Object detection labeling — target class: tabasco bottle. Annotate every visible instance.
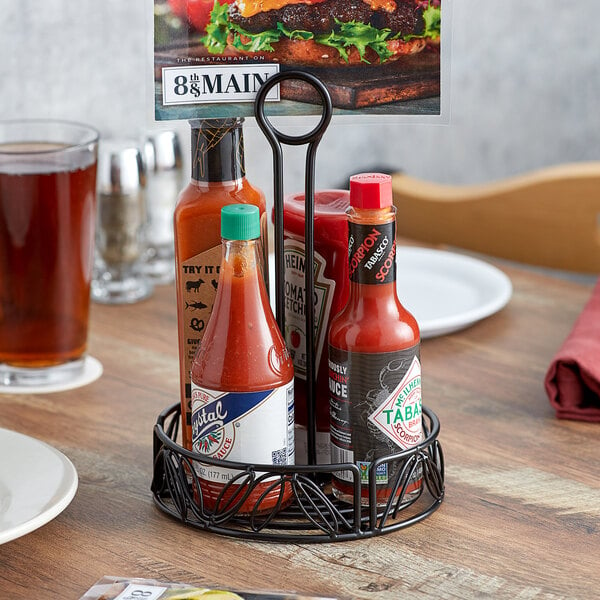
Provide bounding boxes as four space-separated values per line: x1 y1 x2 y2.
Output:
328 173 423 507
174 118 268 450
190 205 294 514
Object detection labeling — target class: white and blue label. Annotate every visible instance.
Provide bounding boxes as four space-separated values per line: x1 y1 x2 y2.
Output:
191 381 294 483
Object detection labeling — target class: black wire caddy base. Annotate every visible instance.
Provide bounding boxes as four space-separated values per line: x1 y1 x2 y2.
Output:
151 71 445 542
152 403 444 542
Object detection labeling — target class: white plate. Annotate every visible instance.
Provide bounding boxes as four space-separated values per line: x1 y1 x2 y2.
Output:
0 428 78 544
270 247 512 339
397 247 512 338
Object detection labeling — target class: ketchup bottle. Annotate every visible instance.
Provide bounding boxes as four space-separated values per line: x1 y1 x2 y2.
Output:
282 190 350 464
174 118 268 450
328 173 422 506
190 205 294 514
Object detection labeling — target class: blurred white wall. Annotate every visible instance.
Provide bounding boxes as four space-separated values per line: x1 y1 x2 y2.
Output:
1 0 599 202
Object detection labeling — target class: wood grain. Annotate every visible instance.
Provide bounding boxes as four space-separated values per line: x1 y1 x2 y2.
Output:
0 259 599 599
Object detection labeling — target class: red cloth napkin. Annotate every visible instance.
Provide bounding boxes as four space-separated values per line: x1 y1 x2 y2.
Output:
545 278 600 422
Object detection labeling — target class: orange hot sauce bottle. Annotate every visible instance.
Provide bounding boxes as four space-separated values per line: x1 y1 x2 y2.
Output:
190 205 294 514
328 173 423 506
174 118 267 450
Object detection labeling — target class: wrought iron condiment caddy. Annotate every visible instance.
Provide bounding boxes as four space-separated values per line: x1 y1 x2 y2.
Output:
152 72 445 542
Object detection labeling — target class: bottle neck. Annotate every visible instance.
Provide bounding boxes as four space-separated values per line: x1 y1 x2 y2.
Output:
222 238 261 275
210 238 270 335
219 238 269 300
190 120 245 183
347 206 397 299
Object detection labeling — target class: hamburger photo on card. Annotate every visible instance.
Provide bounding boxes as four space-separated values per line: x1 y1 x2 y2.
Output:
154 0 442 119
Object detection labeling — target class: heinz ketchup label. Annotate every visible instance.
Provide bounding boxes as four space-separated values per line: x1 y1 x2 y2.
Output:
283 238 335 381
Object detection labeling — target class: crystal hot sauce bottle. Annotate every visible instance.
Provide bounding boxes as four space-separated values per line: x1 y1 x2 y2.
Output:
174 118 267 450
190 205 294 514
328 173 422 506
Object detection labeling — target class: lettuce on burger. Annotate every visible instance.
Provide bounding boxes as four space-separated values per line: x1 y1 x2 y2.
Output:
202 0 441 65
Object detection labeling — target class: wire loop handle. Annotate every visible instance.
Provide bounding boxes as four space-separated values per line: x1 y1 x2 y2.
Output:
255 71 333 465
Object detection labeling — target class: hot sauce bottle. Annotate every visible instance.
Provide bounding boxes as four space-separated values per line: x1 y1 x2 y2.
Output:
328 173 422 506
282 190 350 464
190 205 294 514
174 118 267 450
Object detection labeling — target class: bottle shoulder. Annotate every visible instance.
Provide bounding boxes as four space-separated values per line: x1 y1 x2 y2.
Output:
175 180 265 218
329 291 420 352
191 260 292 391
175 180 265 221
192 338 293 391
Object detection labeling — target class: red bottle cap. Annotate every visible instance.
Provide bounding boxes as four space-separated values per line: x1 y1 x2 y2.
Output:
349 173 393 209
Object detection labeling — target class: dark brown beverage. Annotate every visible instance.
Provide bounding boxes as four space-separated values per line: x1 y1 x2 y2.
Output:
0 142 97 368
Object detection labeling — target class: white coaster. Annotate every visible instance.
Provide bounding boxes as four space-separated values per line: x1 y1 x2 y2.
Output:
0 356 103 395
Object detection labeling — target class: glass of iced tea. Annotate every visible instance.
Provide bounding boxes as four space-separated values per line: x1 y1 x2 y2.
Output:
0 119 99 387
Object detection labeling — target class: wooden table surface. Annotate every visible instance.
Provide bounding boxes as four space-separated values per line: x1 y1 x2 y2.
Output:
1 255 599 599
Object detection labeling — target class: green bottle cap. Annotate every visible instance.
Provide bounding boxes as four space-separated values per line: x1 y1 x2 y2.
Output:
221 204 260 240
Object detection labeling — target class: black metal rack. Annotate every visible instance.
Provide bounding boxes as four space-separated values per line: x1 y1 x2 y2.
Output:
152 402 443 542
151 71 445 542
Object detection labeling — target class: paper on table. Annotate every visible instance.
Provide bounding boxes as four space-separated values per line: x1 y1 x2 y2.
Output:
79 576 339 600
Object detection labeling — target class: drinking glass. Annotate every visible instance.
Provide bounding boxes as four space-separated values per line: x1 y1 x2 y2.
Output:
141 129 183 285
0 119 99 387
91 140 153 304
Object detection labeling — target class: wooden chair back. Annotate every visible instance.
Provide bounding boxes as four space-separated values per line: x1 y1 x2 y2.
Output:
391 162 600 273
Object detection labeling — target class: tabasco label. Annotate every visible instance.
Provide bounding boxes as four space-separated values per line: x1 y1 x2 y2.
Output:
368 356 422 449
348 221 396 285
329 345 422 485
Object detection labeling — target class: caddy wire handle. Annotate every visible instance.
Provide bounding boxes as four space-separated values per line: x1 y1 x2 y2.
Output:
254 71 333 466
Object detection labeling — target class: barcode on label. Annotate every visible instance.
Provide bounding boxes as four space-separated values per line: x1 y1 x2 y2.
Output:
330 445 353 464
272 447 287 465
330 445 354 483
113 583 167 600
331 444 354 482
